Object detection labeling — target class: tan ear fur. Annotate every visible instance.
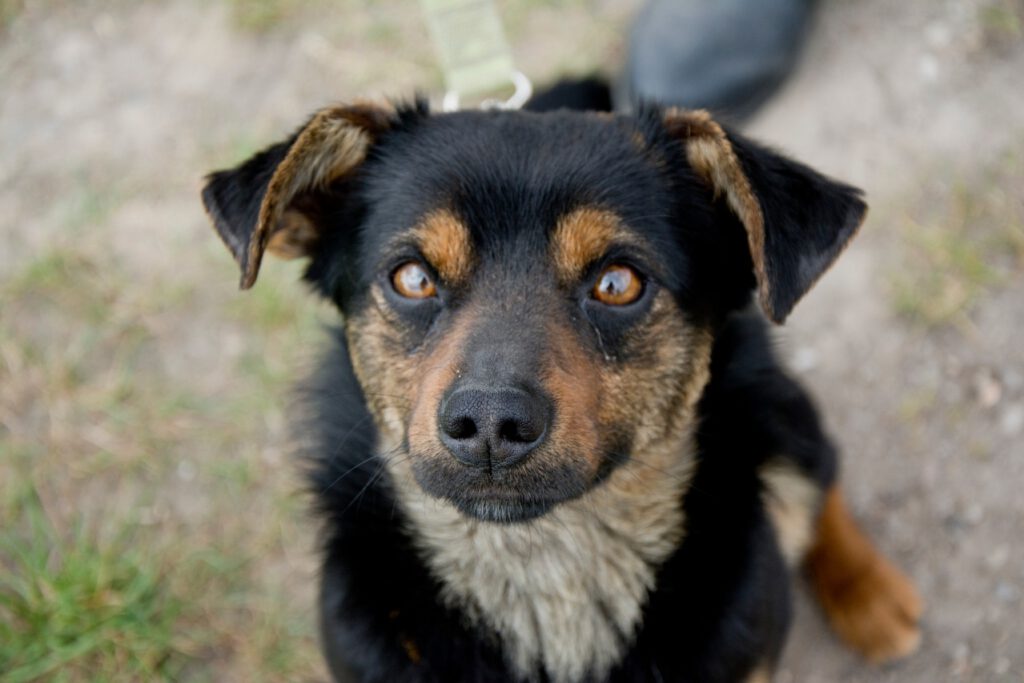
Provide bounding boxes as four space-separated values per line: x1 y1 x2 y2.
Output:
242 103 391 289
266 210 320 260
662 108 772 318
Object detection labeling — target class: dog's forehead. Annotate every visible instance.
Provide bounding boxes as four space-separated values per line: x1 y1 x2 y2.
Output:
361 109 681 254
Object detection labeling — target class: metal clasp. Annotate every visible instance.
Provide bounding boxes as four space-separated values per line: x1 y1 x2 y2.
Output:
442 70 533 112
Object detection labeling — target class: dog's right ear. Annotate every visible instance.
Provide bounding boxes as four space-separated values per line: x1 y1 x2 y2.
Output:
201 103 394 289
663 108 866 324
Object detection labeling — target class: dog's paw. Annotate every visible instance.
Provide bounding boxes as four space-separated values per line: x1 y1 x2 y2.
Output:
806 487 923 664
815 551 923 663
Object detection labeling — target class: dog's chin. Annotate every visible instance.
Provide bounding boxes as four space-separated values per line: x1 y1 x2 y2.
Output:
450 496 557 524
410 456 593 524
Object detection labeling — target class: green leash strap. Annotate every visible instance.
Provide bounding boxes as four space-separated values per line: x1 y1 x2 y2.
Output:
420 0 532 110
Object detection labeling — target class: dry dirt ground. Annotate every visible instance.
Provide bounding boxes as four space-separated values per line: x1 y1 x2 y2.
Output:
1 0 1022 681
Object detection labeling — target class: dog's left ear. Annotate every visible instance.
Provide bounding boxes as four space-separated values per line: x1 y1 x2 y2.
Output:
201 103 394 289
663 108 866 323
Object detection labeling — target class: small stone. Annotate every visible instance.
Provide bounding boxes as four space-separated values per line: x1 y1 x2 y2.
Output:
975 370 1003 408
92 13 117 38
138 503 166 526
951 642 970 675
1003 369 1023 391
944 352 963 376
926 22 952 48
964 503 984 525
995 581 1019 603
177 459 197 482
138 505 157 525
999 404 1024 436
919 54 940 82
993 657 1011 675
986 544 1010 570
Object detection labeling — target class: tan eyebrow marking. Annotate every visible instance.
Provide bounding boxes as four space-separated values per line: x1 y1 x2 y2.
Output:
550 207 631 284
412 209 475 285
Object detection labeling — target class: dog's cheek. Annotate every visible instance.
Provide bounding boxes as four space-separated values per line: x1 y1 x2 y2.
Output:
344 293 421 444
598 292 713 456
539 320 603 476
405 309 476 462
535 293 712 482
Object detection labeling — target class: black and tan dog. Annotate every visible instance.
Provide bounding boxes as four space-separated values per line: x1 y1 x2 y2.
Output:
202 93 922 681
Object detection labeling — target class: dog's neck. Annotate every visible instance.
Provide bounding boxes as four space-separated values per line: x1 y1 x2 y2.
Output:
384 424 698 683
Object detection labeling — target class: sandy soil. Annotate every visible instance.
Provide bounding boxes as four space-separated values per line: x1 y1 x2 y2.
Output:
2 0 1022 680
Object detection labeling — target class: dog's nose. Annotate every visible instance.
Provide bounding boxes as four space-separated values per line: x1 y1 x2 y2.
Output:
438 386 550 470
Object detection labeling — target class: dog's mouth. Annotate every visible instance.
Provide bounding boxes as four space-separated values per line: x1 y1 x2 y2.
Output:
450 492 560 524
402 369 615 522
408 451 596 524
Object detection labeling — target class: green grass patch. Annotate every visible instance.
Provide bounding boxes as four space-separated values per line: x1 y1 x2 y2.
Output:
979 0 1023 43
890 149 1024 327
0 490 190 682
62 183 122 232
898 387 939 422
0 482 320 682
1 246 125 333
0 0 24 30
891 214 998 325
5 249 96 297
228 0 305 32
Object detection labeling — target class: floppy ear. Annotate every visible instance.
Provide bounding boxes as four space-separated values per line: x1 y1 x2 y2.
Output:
201 103 393 289
663 108 866 323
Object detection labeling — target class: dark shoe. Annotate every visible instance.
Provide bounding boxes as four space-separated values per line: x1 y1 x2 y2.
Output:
617 0 817 122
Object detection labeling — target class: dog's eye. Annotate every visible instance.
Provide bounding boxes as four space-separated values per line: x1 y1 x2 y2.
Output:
592 264 643 306
392 261 437 299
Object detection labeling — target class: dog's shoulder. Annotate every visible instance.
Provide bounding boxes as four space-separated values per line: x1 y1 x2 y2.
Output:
697 309 836 486
300 329 381 518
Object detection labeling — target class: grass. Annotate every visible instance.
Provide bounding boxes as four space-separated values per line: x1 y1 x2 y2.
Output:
227 0 362 34
979 0 1024 46
0 0 23 30
889 146 1024 327
0 477 320 683
890 213 998 325
0 487 188 682
0 219 325 680
227 0 304 32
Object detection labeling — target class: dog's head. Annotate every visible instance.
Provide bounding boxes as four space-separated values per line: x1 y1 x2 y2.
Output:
202 102 864 523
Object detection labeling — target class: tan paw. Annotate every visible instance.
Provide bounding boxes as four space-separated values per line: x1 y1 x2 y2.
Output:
806 487 923 664
815 553 923 663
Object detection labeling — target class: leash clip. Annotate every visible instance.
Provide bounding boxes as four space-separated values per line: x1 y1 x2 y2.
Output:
442 70 533 112
421 0 531 113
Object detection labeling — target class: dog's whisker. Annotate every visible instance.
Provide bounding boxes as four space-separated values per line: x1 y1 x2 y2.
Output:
317 412 376 471
320 452 380 493
336 460 392 517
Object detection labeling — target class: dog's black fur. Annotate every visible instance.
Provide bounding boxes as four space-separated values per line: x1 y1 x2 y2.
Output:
200 84 916 682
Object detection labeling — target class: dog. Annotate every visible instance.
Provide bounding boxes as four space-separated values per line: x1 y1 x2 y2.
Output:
201 90 922 682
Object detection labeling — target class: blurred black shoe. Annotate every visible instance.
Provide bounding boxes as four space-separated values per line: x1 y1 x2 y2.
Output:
617 0 817 122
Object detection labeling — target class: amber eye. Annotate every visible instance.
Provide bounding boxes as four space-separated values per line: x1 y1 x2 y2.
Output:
391 261 437 299
592 264 643 306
